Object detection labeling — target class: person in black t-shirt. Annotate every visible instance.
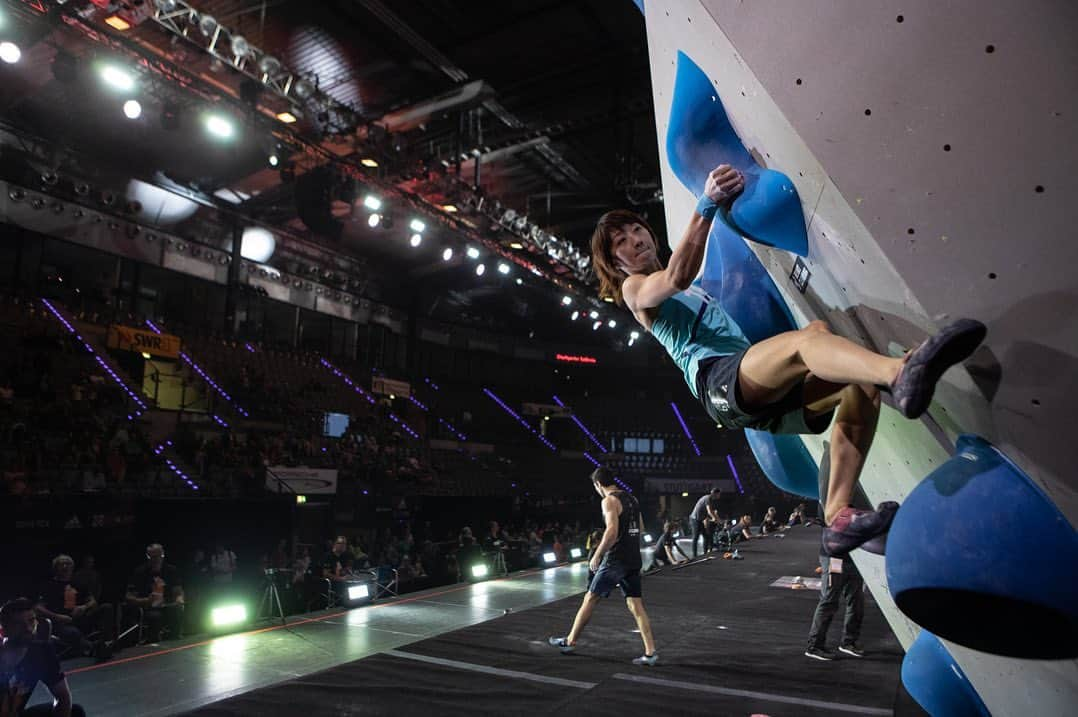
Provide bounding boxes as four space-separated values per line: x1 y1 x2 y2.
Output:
125 543 184 643
1 598 85 717
649 521 689 569
688 488 722 557
549 468 658 665
35 554 113 658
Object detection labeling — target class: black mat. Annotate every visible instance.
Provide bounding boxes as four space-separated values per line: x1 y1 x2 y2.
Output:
187 528 903 716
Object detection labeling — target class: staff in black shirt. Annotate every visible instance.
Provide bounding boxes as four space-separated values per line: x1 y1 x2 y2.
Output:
125 543 184 643
549 468 658 665
689 488 722 557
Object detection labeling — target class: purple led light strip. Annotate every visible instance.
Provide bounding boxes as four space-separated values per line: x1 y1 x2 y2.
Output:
554 396 630 491
726 454 745 495
41 299 147 417
670 402 701 456
153 442 200 490
483 388 558 452
319 359 376 405
552 395 607 454
320 359 422 440
212 414 229 428
143 321 249 417
437 417 468 442
408 395 428 412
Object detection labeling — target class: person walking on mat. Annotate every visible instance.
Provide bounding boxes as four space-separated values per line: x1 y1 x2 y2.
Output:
549 467 658 665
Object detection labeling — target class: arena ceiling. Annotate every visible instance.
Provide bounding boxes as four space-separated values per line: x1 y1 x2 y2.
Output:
0 0 667 347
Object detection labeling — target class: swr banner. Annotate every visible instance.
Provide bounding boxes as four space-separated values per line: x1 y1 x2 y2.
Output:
107 325 181 359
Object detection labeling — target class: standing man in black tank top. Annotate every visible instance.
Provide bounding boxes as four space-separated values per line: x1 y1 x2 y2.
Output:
549 468 658 665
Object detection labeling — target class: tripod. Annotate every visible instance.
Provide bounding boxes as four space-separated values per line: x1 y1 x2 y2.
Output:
258 569 287 624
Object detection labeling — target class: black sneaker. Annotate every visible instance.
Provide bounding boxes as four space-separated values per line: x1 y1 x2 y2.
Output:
548 636 575 654
889 319 986 419
839 643 865 658
823 502 899 557
804 646 836 661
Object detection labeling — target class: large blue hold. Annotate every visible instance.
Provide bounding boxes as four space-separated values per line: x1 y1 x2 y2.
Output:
886 434 1078 659
901 630 990 717
665 50 818 499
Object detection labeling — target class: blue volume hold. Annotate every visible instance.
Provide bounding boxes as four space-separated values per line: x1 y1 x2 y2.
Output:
886 434 1078 659
666 50 808 256
901 630 990 717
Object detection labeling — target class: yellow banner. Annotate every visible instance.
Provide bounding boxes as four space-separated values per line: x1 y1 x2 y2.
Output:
107 325 181 359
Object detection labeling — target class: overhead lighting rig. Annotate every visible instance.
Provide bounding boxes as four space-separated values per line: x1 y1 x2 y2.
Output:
145 0 358 132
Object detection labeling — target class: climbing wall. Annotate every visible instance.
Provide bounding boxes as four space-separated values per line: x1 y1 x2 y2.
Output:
640 1 1078 714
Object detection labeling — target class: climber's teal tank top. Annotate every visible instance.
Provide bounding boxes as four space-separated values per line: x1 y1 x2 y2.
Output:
648 280 751 398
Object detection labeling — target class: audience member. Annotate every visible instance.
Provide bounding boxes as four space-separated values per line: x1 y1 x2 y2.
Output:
210 542 238 585
34 555 112 658
125 543 184 643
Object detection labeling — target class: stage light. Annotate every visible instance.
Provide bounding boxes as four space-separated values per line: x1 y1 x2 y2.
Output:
442 204 458 213
99 65 135 92
442 247 453 261
569 547 583 560
154 0 178 12
561 296 573 306
475 263 486 276
571 311 579 321
104 15 132 31
509 242 524 250
592 321 601 331
681 492 689 497
276 111 297 124
360 158 379 168
466 246 480 260
204 114 234 139
630 331 640 340
608 319 617 329
363 195 382 211
257 55 280 77
367 213 381 228
268 154 279 166
210 604 247 628
126 180 198 225
230 34 249 59
542 552 558 566
123 99 142 119
409 218 426 233
470 563 489 579
198 14 217 37
589 311 599 319
0 42 20 64
515 278 523 285
347 584 369 601
409 233 422 247
141 352 152 360
238 227 276 262
643 534 654 544
292 78 313 99
497 262 510 275
295 495 306 504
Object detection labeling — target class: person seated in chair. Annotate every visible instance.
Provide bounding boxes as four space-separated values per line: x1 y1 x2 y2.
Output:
1 598 86 717
125 543 184 643
320 536 358 604
35 555 112 658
